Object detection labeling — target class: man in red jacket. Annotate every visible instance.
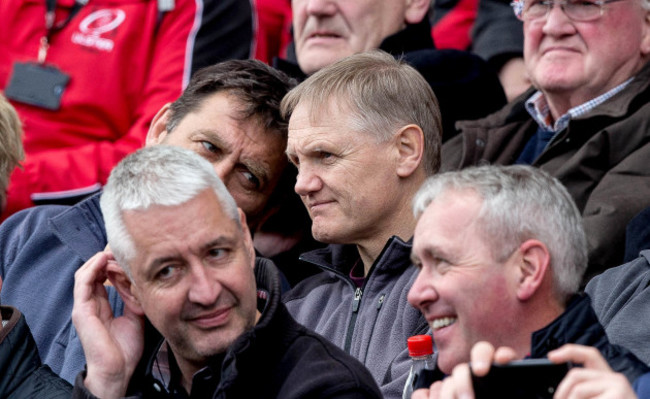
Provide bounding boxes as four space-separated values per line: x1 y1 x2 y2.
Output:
0 0 254 220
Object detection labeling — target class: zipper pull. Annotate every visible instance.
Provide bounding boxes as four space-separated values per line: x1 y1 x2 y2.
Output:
377 294 385 310
352 287 363 312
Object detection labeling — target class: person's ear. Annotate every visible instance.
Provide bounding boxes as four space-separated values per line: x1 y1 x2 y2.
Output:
107 262 145 316
405 0 431 25
145 103 172 146
238 208 256 269
515 239 551 301
640 12 650 56
394 124 425 178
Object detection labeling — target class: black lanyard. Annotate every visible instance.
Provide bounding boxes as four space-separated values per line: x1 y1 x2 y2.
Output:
39 0 87 63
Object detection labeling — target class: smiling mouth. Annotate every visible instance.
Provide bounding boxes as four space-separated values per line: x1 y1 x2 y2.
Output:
189 307 231 328
432 317 457 331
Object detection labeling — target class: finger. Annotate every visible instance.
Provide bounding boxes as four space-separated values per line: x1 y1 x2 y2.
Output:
412 387 432 399
450 363 475 399
73 252 113 327
470 342 496 376
493 346 519 364
74 252 109 301
554 368 600 399
438 377 455 399
554 369 632 399
548 344 611 371
429 381 442 399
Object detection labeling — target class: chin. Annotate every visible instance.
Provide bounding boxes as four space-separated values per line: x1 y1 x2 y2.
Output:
298 50 351 75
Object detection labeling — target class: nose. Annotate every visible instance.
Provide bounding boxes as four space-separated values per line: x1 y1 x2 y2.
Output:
213 157 236 183
187 263 219 306
294 164 322 196
305 0 336 16
407 266 439 311
542 2 576 35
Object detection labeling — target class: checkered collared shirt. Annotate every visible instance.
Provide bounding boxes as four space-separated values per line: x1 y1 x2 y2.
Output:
525 77 634 134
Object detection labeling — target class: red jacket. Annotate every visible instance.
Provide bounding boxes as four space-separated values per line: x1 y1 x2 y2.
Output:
0 0 253 219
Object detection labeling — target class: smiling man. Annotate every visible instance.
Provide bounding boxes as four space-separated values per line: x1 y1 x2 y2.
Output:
443 0 650 283
407 165 649 390
0 59 313 383
70 145 382 398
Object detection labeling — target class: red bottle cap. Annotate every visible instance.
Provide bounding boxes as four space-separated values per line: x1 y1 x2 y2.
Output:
407 335 433 357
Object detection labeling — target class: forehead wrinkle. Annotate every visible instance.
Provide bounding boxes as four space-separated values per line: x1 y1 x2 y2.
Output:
192 128 232 152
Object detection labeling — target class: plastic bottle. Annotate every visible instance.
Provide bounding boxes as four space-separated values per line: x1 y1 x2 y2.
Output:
402 334 435 399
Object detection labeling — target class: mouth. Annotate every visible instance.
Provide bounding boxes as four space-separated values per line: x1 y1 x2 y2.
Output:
305 30 344 44
542 46 578 56
431 316 457 331
188 307 232 329
307 199 334 211
310 32 341 39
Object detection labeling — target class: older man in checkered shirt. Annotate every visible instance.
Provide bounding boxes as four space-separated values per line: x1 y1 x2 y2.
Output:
442 0 650 284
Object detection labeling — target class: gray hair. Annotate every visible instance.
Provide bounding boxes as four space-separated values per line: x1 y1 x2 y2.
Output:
281 50 442 176
0 94 24 209
413 165 587 303
100 145 239 277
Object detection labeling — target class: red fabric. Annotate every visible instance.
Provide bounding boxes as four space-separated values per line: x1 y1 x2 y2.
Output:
0 0 198 219
432 0 478 50
252 0 292 63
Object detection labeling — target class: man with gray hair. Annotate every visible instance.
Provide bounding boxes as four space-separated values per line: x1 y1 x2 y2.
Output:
0 58 313 383
71 145 382 398
442 0 650 283
407 165 648 395
282 50 440 398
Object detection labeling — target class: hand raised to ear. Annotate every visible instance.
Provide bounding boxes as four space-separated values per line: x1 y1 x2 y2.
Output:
72 251 145 399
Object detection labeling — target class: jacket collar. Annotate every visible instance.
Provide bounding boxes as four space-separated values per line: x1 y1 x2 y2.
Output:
378 18 434 55
47 192 106 262
530 293 601 356
299 236 413 276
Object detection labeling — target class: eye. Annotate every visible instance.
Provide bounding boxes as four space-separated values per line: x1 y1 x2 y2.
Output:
288 154 300 168
241 170 261 190
316 151 335 164
206 247 233 266
525 0 547 14
200 141 219 153
207 248 226 259
155 265 179 281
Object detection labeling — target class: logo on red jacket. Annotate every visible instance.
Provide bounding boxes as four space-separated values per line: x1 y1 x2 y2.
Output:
71 9 126 52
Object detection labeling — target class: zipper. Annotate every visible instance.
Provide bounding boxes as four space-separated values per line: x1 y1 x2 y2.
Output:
344 287 363 353
377 294 385 310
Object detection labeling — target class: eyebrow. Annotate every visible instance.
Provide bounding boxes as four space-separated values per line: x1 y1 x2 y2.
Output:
197 129 271 186
414 243 452 263
144 235 239 277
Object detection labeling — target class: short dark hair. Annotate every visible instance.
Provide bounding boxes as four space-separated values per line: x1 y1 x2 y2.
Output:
167 59 297 136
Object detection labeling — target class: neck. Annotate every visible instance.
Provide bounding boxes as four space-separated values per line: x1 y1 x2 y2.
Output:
514 295 565 358
357 195 417 276
175 356 202 394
